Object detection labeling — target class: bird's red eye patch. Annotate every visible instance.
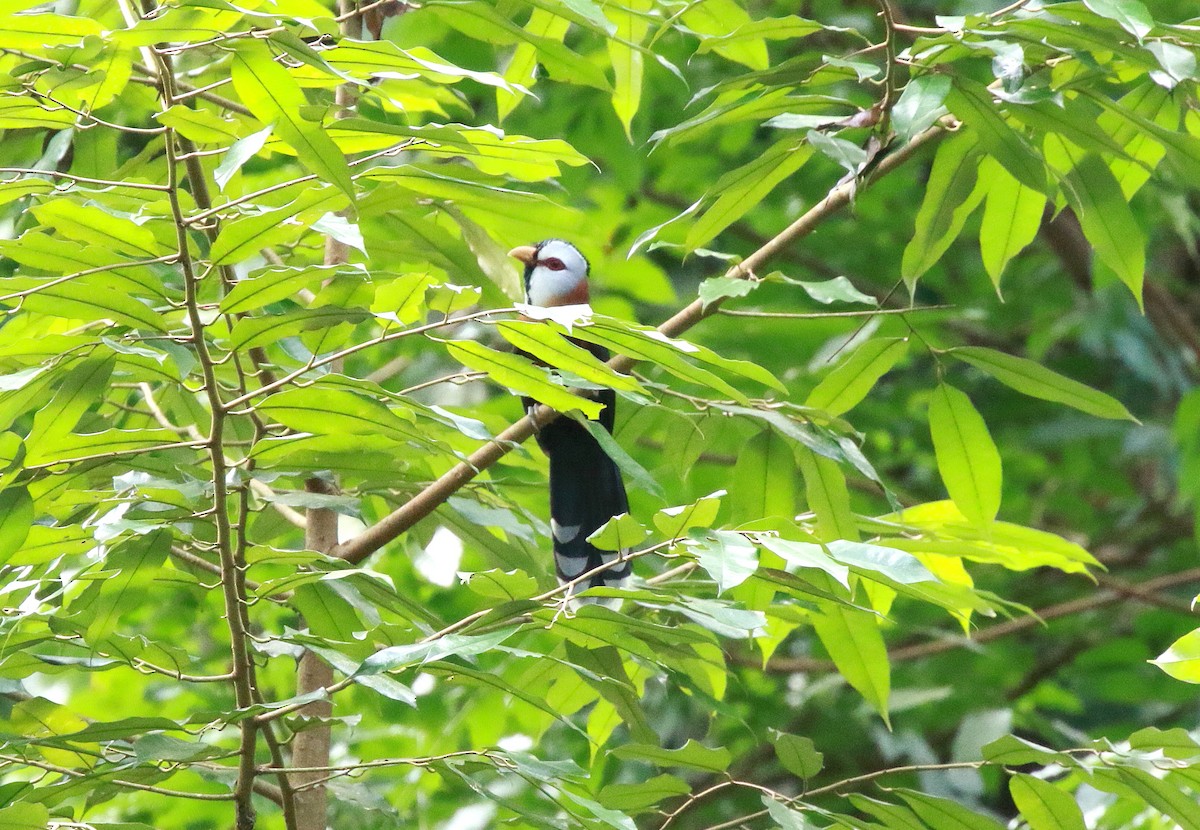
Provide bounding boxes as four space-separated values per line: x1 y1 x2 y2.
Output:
541 257 566 271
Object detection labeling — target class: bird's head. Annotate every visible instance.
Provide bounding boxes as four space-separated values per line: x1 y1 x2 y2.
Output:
508 239 590 307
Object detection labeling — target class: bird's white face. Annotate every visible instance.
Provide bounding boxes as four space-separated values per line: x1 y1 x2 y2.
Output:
522 239 590 307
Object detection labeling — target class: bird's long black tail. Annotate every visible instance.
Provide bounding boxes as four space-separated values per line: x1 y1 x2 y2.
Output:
532 388 630 594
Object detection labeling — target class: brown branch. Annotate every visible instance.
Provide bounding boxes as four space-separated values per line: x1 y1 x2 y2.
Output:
333 122 948 566
125 1 261 822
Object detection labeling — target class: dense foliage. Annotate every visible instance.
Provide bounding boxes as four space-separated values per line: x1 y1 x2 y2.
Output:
1 0 1200 828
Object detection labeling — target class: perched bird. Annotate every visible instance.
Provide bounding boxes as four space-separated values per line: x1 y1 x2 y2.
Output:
508 240 631 597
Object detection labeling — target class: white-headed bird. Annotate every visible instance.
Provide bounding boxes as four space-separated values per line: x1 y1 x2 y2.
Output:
508 240 631 598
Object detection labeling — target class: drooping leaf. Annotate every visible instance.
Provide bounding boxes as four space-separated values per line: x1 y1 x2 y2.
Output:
1061 153 1146 307
928 383 1002 525
977 157 1045 291
811 595 890 724
901 132 985 287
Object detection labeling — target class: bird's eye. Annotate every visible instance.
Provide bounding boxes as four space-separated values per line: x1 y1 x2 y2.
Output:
542 257 566 271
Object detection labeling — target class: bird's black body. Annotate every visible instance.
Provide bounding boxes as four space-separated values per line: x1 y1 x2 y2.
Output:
523 342 631 589
511 239 631 595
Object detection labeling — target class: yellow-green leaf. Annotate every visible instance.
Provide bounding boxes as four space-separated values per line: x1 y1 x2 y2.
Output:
497 320 644 393
951 346 1136 421
928 383 1002 525
978 157 1045 292
1010 774 1086 830
901 132 985 287
806 337 908 416
444 339 603 419
231 41 354 199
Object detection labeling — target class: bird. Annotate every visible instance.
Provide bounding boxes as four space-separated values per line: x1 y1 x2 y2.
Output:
508 240 631 599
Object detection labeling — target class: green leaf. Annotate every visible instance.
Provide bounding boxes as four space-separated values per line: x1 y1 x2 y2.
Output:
901 132 985 286
586 513 649 552
849 796 924 830
790 275 878 306
82 532 168 642
227 307 369 351
812 597 890 724
27 355 113 445
597 775 688 813
946 78 1045 192
444 339 603 419
0 11 100 49
730 428 797 523
0 803 50 830
1083 0 1153 40
360 623 520 676
978 157 1045 291
371 273 438 324
1153 628 1200 683
692 530 759 594
827 540 936 584
609 739 732 773
698 275 756 308
498 9 567 119
1085 87 1200 183
0 487 33 566
1007 98 1128 158
894 789 1006 830
893 74 951 143
258 384 417 440
983 735 1075 766
214 125 272 192
209 185 348 265
686 141 812 249
567 317 779 401
806 338 908 416
575 415 665 499
773 732 823 779
796 446 857 541
497 321 644 393
462 569 538 600
157 104 247 144
653 491 725 538
1061 154 1146 307
425 0 610 90
291 583 363 643
694 15 823 55
31 199 169 259
230 41 354 200
1091 768 1200 830
26 428 182 466
759 537 850 588
115 6 243 46
607 2 648 140
220 265 346 314
928 383 1002 525
1010 774 1086 830
950 346 1136 421
682 0 768 70
565 643 656 743
0 97 74 129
